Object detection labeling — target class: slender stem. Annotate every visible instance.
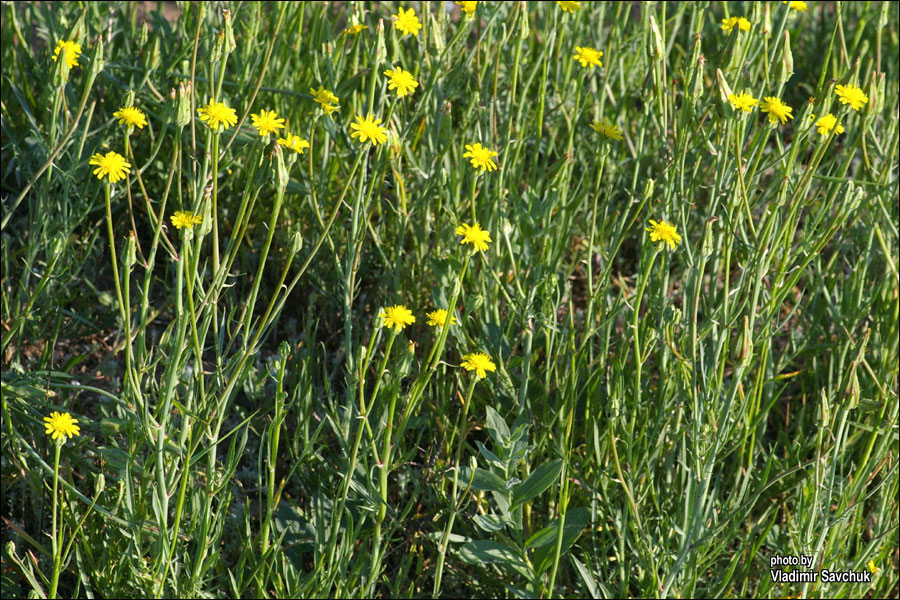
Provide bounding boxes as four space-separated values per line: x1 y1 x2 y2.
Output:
433 378 477 596
366 329 400 595
48 441 62 599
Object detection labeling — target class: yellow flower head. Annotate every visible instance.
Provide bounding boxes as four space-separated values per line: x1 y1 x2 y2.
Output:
381 304 416 332
834 84 868 111
349 113 389 145
250 109 286 137
52 39 82 69
462 143 499 172
455 222 492 252
782 1 808 11
573 46 603 69
761 96 793 125
343 23 369 35
393 7 423 37
384 67 419 98
44 411 81 442
867 560 879 574
556 1 582 12
89 151 131 183
426 309 457 328
456 2 478 15
646 219 681 250
728 91 759 112
197 98 238 131
113 106 148 129
721 17 751 33
590 119 624 141
310 86 340 115
171 210 203 230
460 352 496 379
277 134 311 154
812 113 844 136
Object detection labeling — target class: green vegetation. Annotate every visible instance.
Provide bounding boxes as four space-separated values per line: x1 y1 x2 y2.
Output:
2 2 897 597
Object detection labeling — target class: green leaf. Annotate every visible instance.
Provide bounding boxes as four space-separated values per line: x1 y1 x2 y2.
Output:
511 459 562 510
570 555 602 599
529 507 591 575
485 405 510 446
458 540 529 576
455 466 508 493
473 514 509 532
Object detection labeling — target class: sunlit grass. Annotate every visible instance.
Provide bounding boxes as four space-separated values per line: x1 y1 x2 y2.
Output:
1 2 897 598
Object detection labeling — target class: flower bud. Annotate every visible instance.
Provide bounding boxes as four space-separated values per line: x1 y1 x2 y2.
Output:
715 68 733 118
176 81 192 128
212 30 225 64
648 15 663 60
53 45 71 86
518 1 530 41
273 144 289 193
90 36 105 77
139 21 149 49
778 32 793 84
223 9 237 54
125 231 137 268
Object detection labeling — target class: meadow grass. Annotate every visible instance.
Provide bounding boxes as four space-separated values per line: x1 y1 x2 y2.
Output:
1 1 898 598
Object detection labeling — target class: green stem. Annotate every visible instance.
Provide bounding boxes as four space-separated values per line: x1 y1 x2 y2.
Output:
48 442 62 599
433 378 477 596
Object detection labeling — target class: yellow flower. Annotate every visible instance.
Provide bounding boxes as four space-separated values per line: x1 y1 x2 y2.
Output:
384 67 419 98
393 7 423 37
381 305 416 332
455 222 492 252
197 98 238 131
761 96 793 125
728 91 759 112
89 151 131 183
44 411 81 442
573 46 603 69
556 1 582 12
460 352 496 379
590 119 624 141
456 1 478 15
250 109 286 137
113 106 148 129
812 113 844 136
646 219 681 250
349 113 389 145
867 560 879 574
426 309 457 328
343 23 368 35
782 1 808 11
277 134 311 154
834 84 868 111
171 210 203 230
52 39 82 69
721 16 751 33
462 143 499 172
310 86 340 115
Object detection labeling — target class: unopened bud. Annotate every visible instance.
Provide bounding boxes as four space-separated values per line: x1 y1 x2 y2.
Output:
223 9 236 54
125 231 137 268
518 1 530 40
176 82 192 128
778 32 793 84
648 15 663 59
90 36 105 77
139 21 149 49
